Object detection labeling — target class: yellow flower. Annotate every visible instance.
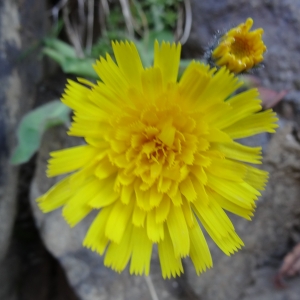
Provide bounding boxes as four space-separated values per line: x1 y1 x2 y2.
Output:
37 41 277 278
212 18 267 73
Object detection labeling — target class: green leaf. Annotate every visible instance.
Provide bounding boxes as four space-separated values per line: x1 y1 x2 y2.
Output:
59 57 98 79
43 38 77 58
49 19 64 37
11 101 71 165
42 38 99 79
150 4 164 31
134 40 153 67
147 30 174 46
43 48 98 79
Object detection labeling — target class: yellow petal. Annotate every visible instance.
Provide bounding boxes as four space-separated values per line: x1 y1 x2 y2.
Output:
189 216 213 274
112 41 143 89
155 195 171 223
182 198 195 228
149 185 164 207
88 176 119 208
193 200 232 239
130 226 153 275
105 199 134 243
94 159 118 179
195 67 242 110
179 62 212 103
207 158 247 182
214 89 261 129
104 222 133 272
223 109 278 139
207 173 259 209
157 124 176 147
147 209 164 242
158 224 183 279
211 190 254 220
141 67 163 103
205 128 232 143
211 141 262 164
83 206 113 254
68 120 110 138
93 54 128 98
135 182 151 211
47 145 98 177
37 176 72 212
132 202 146 227
169 189 183 206
62 177 100 227
244 165 269 190
69 161 97 190
190 175 209 205
120 184 134 204
179 177 197 202
194 204 244 255
154 41 181 86
167 205 190 258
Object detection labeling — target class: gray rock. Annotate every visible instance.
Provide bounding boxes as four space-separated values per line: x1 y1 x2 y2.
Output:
31 124 300 300
0 0 45 299
185 125 300 300
29 1 300 299
30 127 178 300
0 0 22 265
187 0 300 91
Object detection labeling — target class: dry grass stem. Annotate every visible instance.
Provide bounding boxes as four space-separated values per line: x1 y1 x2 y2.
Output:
101 0 110 15
119 0 134 37
144 275 160 300
48 0 68 21
77 0 87 39
63 6 84 57
86 0 95 54
179 0 192 44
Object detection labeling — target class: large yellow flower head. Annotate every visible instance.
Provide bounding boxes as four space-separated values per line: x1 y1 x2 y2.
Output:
38 41 277 278
212 18 267 73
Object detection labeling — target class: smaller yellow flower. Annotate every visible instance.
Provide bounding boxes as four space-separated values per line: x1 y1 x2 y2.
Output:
212 18 266 73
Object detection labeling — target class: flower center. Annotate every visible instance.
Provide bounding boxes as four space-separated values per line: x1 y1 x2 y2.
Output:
108 104 203 193
230 36 252 58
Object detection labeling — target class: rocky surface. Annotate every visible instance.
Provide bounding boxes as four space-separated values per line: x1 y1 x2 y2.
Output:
186 124 300 300
0 0 45 299
24 0 300 299
30 121 300 300
30 127 181 300
187 0 300 92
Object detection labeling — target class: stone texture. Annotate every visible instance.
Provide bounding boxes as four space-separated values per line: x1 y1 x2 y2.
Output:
0 0 22 265
28 1 300 299
30 121 300 300
187 0 300 91
185 124 300 300
30 127 179 300
0 0 46 299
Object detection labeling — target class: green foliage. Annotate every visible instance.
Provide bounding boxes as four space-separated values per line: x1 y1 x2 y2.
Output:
135 30 174 66
43 33 190 79
132 0 182 32
107 5 125 31
17 0 188 166
91 31 127 59
43 38 98 79
11 101 71 165
42 0 184 76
